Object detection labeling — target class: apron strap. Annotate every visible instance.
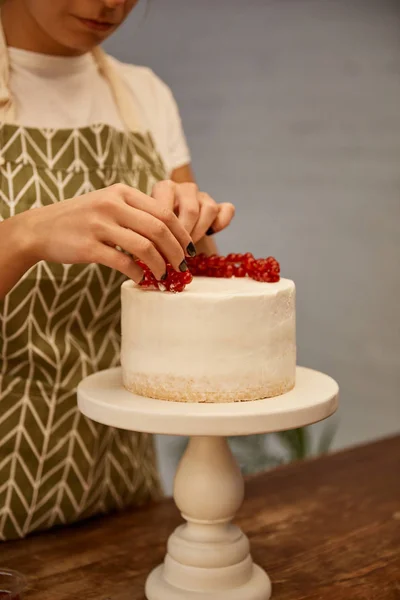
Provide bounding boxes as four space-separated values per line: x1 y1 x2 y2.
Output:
92 46 141 133
0 17 14 123
0 15 141 132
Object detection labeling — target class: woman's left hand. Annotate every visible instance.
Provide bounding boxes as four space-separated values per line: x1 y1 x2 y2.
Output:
152 180 235 243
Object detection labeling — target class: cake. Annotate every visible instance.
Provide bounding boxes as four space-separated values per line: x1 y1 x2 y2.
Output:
120 275 296 403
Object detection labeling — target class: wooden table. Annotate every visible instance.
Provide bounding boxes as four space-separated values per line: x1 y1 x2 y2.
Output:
2 435 400 599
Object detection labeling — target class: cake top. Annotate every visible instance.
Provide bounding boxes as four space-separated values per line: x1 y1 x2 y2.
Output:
123 276 294 299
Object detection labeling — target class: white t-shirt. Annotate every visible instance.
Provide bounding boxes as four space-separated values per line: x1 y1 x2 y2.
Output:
7 48 191 176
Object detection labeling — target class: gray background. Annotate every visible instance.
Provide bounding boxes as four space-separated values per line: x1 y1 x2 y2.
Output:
106 0 400 492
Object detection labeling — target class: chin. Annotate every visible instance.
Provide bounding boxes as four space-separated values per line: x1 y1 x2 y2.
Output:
58 31 110 54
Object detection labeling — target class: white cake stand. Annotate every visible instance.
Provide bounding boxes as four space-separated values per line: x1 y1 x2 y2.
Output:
77 366 338 600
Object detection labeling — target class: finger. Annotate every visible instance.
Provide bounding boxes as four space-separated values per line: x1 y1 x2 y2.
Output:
210 203 236 234
190 193 219 243
115 204 186 272
152 180 176 211
175 182 200 234
93 243 144 283
105 225 167 280
119 184 193 257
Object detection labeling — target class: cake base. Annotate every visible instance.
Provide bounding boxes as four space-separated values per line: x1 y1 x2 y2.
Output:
123 372 295 403
146 563 271 600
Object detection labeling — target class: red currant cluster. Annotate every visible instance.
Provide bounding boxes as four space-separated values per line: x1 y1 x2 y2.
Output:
137 253 280 293
138 261 193 293
187 253 280 282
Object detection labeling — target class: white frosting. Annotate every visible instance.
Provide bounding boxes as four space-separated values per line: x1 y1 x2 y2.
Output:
121 277 296 402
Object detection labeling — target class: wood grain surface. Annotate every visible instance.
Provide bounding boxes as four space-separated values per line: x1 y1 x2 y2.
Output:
1 436 399 599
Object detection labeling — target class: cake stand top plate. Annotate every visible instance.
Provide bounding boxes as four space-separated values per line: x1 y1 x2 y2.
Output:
77 367 338 437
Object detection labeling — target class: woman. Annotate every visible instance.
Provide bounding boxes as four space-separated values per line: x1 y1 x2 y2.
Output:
0 0 235 540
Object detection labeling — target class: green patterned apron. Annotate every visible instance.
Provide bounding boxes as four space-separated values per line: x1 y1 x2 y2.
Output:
0 44 165 540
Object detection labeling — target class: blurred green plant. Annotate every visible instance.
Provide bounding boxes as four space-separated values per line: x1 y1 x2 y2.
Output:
174 422 337 476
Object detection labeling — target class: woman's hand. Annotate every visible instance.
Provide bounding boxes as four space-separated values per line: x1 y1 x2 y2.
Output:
20 183 194 283
152 180 235 243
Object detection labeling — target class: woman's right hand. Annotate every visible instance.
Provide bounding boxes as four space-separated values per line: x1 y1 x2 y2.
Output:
19 182 195 283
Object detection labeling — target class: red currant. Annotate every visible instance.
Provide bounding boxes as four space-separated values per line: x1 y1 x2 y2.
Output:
235 266 247 277
216 256 226 268
198 260 207 273
224 264 234 278
173 281 186 293
181 271 193 285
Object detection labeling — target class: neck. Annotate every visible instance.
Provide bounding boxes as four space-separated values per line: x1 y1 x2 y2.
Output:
1 0 83 56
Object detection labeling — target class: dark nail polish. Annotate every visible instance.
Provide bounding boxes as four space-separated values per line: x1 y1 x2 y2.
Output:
187 242 196 257
160 272 168 281
179 260 188 272
206 227 214 236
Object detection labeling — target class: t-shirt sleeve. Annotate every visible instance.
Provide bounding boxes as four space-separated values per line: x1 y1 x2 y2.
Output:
151 72 191 174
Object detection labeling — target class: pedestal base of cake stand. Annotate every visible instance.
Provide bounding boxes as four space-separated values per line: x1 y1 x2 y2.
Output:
146 563 270 600
78 367 338 600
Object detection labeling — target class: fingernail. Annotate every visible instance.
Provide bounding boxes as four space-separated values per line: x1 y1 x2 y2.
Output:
206 227 214 236
187 242 196 257
179 260 188 272
160 272 168 281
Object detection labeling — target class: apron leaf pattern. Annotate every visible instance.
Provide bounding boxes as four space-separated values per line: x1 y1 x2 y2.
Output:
0 123 165 540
